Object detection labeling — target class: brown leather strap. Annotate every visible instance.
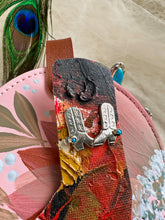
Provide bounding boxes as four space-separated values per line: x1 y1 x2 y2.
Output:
46 38 74 92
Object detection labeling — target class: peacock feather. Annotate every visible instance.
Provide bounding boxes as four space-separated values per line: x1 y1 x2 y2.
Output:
0 1 23 16
0 0 51 83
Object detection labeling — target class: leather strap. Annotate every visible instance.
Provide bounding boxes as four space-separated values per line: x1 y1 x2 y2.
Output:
41 58 132 220
46 38 74 92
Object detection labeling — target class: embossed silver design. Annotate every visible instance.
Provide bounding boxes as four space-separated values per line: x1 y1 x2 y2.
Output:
93 103 117 146
64 107 93 151
65 103 117 151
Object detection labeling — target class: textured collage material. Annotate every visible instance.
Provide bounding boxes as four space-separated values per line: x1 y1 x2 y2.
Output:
41 58 132 219
0 64 164 219
0 0 164 219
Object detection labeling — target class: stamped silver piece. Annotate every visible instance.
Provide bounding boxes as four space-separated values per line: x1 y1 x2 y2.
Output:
64 107 94 151
93 103 116 146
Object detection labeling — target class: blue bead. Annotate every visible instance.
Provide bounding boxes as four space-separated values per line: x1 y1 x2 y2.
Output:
72 138 77 143
14 9 39 37
117 129 122 135
113 68 124 85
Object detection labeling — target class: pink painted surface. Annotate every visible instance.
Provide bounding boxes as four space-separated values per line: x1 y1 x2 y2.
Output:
0 68 61 220
0 68 163 219
114 82 164 178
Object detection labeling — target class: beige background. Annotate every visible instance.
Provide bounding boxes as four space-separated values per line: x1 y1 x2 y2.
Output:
0 0 164 144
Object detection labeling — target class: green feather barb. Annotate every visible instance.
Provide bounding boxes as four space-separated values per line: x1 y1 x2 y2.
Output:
0 0 51 83
0 0 23 16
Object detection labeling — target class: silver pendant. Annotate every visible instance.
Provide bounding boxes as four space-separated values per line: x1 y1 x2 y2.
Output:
64 103 118 151
93 103 116 146
64 107 94 151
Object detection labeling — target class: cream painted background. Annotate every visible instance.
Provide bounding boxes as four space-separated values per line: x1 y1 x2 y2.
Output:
0 0 164 144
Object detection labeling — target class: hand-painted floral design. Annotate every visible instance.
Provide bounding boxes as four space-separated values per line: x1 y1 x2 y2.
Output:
0 91 45 153
133 150 165 220
0 92 62 219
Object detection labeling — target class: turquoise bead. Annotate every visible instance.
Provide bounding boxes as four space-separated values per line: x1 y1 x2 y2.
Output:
117 129 122 135
113 68 124 85
72 138 77 143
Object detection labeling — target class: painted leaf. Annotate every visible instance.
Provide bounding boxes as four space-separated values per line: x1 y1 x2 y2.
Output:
0 187 12 206
0 104 31 136
65 168 132 220
0 208 18 220
8 178 56 220
0 133 42 152
16 121 62 203
9 139 62 220
18 147 61 187
66 183 101 220
41 121 58 148
18 147 60 169
14 92 42 139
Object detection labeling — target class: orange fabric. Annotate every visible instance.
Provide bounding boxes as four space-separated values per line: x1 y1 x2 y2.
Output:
46 38 74 92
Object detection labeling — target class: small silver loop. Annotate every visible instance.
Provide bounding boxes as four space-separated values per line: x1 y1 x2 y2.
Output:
111 62 125 75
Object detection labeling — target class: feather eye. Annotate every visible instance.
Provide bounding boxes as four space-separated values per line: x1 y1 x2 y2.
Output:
2 0 50 83
14 9 39 37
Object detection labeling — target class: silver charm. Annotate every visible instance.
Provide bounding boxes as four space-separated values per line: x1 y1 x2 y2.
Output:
65 103 118 151
93 103 116 146
64 107 93 151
